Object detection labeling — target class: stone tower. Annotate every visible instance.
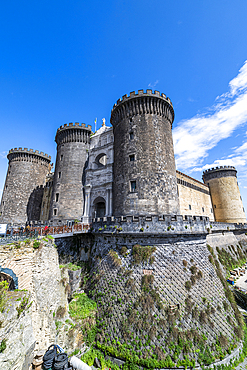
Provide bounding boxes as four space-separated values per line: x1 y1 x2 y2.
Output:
110 89 180 216
0 148 51 224
49 122 92 222
202 166 246 223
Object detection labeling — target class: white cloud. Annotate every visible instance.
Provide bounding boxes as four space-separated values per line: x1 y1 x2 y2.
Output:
173 60 247 171
148 80 159 88
0 151 7 159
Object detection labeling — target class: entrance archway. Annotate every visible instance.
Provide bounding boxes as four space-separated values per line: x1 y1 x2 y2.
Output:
93 197 106 218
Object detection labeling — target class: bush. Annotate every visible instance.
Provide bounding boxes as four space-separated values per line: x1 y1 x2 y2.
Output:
33 240 41 249
0 281 8 313
56 306 66 318
185 281 192 290
132 245 156 265
190 265 197 275
69 293 96 321
0 339 6 353
182 260 188 267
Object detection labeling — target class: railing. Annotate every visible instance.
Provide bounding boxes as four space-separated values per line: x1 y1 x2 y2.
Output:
0 223 91 244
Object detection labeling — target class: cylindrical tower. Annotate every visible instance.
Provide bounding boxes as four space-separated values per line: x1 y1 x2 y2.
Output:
49 122 92 221
0 148 51 224
110 89 180 216
202 166 246 223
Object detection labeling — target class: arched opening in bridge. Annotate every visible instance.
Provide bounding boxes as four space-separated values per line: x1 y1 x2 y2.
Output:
93 197 106 218
0 267 18 290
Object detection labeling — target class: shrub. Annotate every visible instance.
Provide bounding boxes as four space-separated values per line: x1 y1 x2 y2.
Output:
108 249 122 267
33 240 41 249
0 339 7 353
0 281 8 313
185 281 192 290
182 260 188 267
69 293 96 321
132 245 156 265
190 265 197 275
199 311 207 323
56 306 66 318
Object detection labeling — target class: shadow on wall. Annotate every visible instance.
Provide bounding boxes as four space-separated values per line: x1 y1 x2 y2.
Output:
26 186 44 221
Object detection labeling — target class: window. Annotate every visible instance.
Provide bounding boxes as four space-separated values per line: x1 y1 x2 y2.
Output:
5 186 7 190
129 132 134 140
55 193 59 202
60 154 63 161
130 181 136 192
214 205 216 208
129 154 135 162
54 209 57 216
2 201 4 206
211 208 213 213
189 204 191 210
58 172 61 179
129 118 132 123
202 207 204 213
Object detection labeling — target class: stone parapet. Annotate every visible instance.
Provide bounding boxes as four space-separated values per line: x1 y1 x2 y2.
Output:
92 215 247 235
202 166 237 182
55 123 92 145
110 89 174 127
7 148 51 162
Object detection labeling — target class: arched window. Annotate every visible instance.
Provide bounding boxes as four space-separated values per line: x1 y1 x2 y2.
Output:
93 197 106 217
95 153 107 168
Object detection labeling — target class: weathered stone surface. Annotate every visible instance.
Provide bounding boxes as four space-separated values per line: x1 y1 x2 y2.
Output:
111 90 180 216
0 148 51 225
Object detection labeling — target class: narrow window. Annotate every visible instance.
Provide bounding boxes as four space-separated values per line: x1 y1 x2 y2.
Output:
58 172 61 179
202 207 204 213
214 205 216 208
2 201 4 206
189 204 191 210
211 208 213 213
129 154 135 162
5 185 7 190
60 154 63 161
129 132 134 140
130 181 136 192
55 193 59 202
54 209 57 216
129 118 132 123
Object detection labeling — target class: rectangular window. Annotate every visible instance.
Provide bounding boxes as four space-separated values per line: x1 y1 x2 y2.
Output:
189 204 191 210
129 132 134 140
211 208 213 213
129 118 132 123
130 181 136 192
202 207 204 213
54 209 57 216
60 154 63 161
58 172 61 178
55 193 59 202
214 205 216 208
129 154 135 162
5 185 7 190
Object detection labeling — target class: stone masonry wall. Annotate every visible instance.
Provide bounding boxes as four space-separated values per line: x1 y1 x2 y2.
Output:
111 90 180 216
0 148 51 224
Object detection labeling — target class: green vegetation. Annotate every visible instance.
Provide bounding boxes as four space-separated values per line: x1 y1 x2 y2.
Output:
33 240 41 249
109 249 122 267
0 338 7 353
69 293 96 321
132 245 156 265
0 281 8 313
16 295 30 318
59 262 82 271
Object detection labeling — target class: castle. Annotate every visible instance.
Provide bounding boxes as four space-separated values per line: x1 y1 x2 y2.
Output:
0 89 246 226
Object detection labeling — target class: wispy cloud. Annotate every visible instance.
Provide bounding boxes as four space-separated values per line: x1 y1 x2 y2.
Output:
0 151 7 159
148 80 159 88
173 61 247 171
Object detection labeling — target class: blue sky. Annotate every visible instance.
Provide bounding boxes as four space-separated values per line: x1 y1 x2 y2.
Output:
1 1 247 213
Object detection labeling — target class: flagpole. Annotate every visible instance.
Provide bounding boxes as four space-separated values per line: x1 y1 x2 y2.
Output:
95 118 97 133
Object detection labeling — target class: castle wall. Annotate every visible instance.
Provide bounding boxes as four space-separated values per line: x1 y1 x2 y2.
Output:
111 90 180 216
0 148 51 225
83 124 114 222
49 123 91 222
176 170 214 221
40 173 54 221
203 166 246 224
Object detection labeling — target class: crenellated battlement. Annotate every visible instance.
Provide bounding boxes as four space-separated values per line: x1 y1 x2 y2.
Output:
56 122 92 132
202 166 237 182
55 122 92 145
7 148 51 161
110 89 174 127
203 165 236 174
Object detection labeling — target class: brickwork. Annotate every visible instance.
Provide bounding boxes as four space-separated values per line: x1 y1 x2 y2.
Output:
203 166 246 224
50 123 92 221
0 148 51 224
177 170 214 221
110 90 180 216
